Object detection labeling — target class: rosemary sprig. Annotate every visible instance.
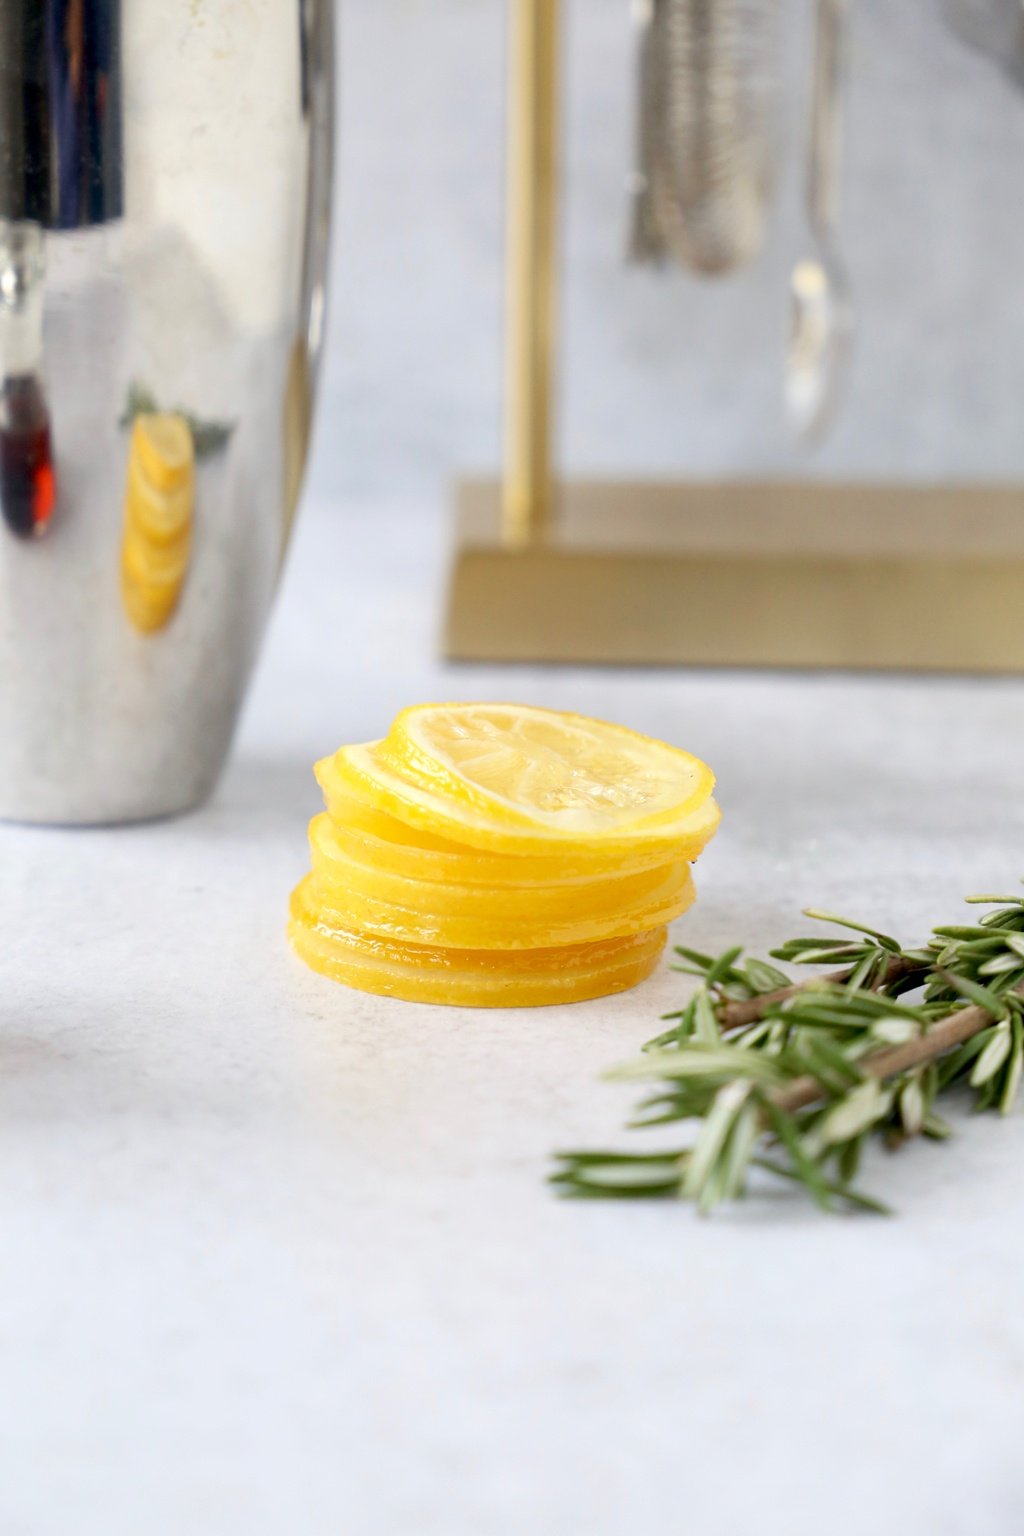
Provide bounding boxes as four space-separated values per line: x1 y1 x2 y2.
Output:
551 887 1024 1214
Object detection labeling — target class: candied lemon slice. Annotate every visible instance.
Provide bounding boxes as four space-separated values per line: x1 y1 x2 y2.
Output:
318 789 721 886
321 741 718 859
133 412 194 492
322 793 491 856
307 876 691 949
309 813 696 918
288 876 667 1006
310 808 697 914
383 703 714 834
307 835 695 950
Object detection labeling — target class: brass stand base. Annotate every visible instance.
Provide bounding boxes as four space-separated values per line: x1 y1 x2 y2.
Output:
444 479 1024 670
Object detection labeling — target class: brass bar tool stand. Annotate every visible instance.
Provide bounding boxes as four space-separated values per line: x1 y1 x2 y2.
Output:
503 0 559 546
443 1 1024 671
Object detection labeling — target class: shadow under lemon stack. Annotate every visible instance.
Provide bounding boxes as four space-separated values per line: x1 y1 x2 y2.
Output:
288 704 720 1006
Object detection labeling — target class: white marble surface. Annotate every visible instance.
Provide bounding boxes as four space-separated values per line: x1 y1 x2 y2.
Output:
4 487 1024 1536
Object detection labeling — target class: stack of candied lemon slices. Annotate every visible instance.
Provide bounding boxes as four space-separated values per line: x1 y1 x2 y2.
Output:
287 704 720 1007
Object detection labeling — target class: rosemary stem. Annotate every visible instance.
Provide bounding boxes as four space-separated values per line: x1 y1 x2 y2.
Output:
772 1000 997 1116
718 954 922 1032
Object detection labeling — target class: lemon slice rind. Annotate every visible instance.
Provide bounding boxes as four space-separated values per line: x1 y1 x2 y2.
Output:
288 877 668 1006
306 831 696 948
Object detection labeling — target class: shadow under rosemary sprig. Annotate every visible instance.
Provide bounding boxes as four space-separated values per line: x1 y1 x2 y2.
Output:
551 889 1024 1215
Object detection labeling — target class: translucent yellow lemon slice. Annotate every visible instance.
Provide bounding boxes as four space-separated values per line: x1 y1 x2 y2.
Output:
288 876 668 1006
307 820 695 948
320 741 718 859
317 787 721 885
309 812 696 916
382 703 715 835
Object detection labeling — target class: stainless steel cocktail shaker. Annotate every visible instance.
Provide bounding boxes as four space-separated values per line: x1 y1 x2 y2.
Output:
0 0 334 823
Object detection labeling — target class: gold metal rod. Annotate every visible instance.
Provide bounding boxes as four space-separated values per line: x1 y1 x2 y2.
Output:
502 0 560 546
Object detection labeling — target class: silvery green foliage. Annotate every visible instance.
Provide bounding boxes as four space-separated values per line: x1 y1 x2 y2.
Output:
551 892 1024 1214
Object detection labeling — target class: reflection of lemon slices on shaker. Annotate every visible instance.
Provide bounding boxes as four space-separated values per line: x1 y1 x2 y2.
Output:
121 413 194 633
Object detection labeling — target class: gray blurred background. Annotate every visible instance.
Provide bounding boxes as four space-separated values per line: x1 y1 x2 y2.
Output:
315 0 1024 510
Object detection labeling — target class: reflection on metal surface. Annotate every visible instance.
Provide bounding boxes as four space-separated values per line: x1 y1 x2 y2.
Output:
0 372 55 537
120 381 235 460
0 221 55 537
0 0 123 230
120 412 193 634
0 0 334 822
282 338 312 550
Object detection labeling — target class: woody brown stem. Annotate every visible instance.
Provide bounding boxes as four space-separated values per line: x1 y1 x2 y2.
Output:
718 953 924 1033
772 1000 997 1117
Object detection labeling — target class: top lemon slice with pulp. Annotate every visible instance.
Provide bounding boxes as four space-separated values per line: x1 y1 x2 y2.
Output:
382 703 714 835
323 709 716 857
